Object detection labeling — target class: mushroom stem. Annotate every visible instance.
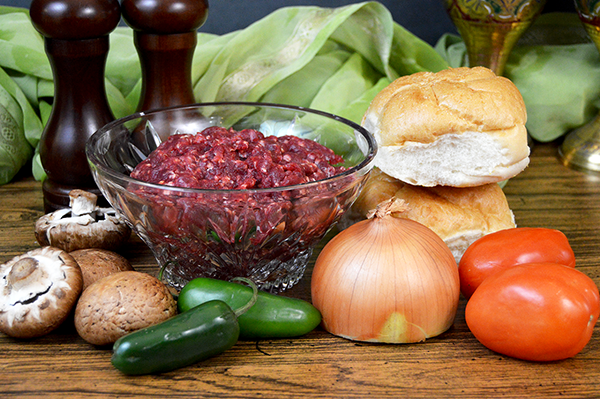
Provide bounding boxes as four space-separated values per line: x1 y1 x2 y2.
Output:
69 190 98 217
7 258 39 289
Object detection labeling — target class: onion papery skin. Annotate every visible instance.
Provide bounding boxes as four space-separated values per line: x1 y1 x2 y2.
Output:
311 216 460 343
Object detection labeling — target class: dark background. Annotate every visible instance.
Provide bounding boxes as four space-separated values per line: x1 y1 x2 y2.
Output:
1 0 576 45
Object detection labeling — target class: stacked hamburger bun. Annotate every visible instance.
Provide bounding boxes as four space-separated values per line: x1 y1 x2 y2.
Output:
344 67 529 262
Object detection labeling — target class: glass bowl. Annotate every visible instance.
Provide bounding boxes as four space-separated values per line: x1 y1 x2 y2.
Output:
86 102 376 292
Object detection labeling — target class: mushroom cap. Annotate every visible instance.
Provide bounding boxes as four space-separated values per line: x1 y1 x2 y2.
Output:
74 271 177 346
69 249 134 291
35 208 131 252
0 247 83 338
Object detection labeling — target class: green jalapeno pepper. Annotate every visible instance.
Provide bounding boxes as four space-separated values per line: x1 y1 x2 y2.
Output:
111 300 239 375
177 277 322 340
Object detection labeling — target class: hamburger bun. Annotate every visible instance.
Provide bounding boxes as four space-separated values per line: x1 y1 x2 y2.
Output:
362 66 530 187
341 168 516 262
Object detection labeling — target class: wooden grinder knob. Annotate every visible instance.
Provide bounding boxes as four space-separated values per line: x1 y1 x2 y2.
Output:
121 0 209 112
30 0 120 213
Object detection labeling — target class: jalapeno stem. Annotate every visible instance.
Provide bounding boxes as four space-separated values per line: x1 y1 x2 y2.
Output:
158 260 177 284
230 277 258 317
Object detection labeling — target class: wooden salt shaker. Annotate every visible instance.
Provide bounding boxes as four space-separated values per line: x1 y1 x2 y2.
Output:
30 0 120 213
121 0 209 112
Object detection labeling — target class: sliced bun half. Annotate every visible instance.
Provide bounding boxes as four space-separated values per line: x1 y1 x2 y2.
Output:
341 168 516 263
362 67 530 187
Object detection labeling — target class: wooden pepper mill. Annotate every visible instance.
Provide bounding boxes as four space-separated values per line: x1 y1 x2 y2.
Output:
121 0 209 112
30 0 121 213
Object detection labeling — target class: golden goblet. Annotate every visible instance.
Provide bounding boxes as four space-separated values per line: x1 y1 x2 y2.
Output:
558 0 600 172
443 0 547 75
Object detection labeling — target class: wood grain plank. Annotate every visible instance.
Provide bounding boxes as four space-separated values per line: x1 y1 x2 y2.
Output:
1 142 600 398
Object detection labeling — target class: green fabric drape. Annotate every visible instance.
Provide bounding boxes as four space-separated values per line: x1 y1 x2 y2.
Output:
2 5 596 184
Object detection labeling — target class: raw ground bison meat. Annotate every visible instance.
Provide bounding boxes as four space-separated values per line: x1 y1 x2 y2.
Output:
131 127 346 189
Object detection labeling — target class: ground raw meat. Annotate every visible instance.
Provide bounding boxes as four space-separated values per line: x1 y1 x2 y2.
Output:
130 127 346 189
127 126 358 290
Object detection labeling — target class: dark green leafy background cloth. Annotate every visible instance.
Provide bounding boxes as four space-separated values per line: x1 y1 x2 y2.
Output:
0 4 597 185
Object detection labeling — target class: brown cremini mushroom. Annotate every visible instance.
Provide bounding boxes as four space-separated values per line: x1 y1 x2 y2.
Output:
69 249 134 291
35 190 131 252
0 247 83 338
74 271 177 346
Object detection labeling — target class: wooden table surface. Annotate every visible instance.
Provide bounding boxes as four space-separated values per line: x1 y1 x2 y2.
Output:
1 141 600 398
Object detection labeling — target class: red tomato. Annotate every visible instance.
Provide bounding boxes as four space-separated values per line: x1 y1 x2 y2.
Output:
459 228 575 298
465 263 600 362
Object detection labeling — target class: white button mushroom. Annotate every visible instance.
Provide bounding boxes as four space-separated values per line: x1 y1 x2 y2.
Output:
0 247 83 338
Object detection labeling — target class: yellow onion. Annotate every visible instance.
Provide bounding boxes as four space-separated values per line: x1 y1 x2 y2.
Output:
311 199 460 343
